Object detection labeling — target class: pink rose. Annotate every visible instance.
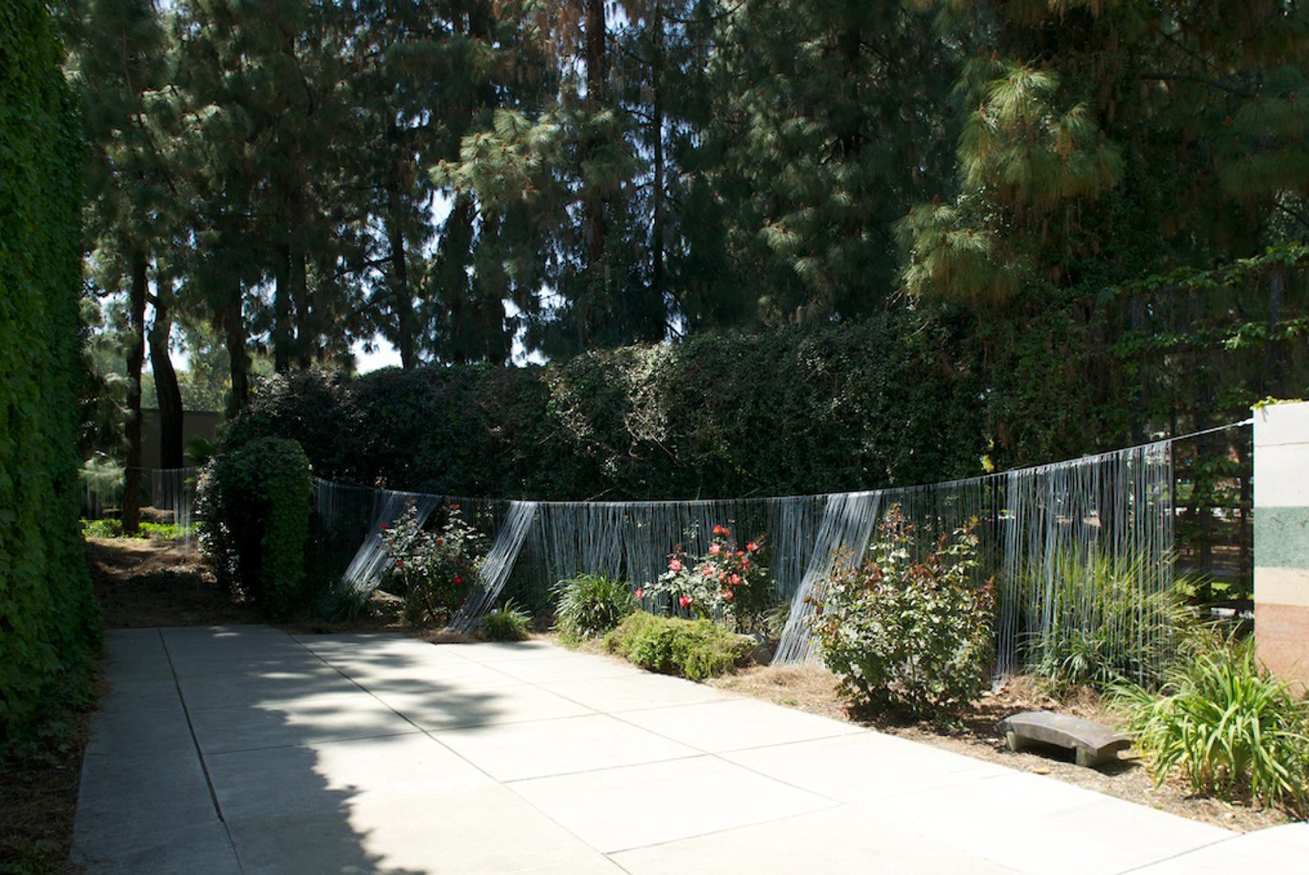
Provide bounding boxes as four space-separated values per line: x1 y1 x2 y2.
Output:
669 558 683 573
709 544 721 555
635 588 644 600
713 524 727 536
747 541 758 553
729 574 741 586
737 550 745 557
722 589 734 601
678 595 691 608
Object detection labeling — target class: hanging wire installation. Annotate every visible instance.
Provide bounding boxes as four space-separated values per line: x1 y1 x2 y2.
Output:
311 432 1197 680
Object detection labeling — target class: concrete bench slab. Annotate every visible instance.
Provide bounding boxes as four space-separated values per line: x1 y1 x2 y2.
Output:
998 710 1132 768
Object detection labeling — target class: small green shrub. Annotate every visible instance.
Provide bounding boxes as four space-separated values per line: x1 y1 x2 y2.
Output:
1113 637 1309 816
197 437 312 619
382 503 486 626
809 506 995 721
554 573 636 643
480 601 533 641
603 612 750 680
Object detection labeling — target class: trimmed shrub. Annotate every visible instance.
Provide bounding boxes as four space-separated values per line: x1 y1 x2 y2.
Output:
809 507 995 721
223 313 988 501
554 574 636 643
199 437 312 619
480 601 532 641
603 612 751 680
1114 637 1309 816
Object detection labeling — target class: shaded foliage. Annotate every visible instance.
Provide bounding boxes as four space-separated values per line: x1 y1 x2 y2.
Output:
0 0 102 754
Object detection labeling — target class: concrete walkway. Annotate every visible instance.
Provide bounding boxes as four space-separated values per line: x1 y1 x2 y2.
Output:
73 626 1309 875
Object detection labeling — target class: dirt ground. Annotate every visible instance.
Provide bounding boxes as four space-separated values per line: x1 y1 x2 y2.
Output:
2 537 1290 874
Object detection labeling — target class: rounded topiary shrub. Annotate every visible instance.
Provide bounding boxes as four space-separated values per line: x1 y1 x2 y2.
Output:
198 437 312 619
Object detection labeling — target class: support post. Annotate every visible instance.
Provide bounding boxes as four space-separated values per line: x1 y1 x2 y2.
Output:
1253 400 1309 686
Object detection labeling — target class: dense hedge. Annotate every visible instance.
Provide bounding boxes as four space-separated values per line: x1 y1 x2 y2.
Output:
227 311 996 499
199 438 312 619
0 2 101 752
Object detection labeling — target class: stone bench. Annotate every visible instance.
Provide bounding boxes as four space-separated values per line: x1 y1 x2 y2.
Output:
997 710 1132 768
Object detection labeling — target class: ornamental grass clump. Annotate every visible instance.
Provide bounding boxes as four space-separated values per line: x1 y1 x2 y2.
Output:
381 503 486 625
554 573 636 643
480 601 533 641
1020 552 1199 692
1113 636 1309 816
809 506 995 721
643 525 774 633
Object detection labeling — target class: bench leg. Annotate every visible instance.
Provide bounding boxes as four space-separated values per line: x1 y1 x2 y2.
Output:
1004 731 1028 754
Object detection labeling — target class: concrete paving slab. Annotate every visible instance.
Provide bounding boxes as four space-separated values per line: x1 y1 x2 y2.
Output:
610 801 1025 875
77 627 1304 875
81 682 197 760
1129 823 1309 874
439 639 574 663
100 628 175 682
854 770 1233 875
722 730 1009 803
223 784 628 875
540 671 730 712
187 690 421 753
73 820 240 875
327 658 527 692
204 733 494 822
511 755 836 852
177 665 363 710
430 712 700 781
617 697 863 753
376 684 596 730
75 747 218 844
488 652 649 684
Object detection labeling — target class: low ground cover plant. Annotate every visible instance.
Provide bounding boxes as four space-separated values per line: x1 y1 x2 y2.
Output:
603 612 751 680
82 519 187 540
554 573 636 643
1113 636 1309 816
381 503 486 625
643 525 775 632
809 506 995 721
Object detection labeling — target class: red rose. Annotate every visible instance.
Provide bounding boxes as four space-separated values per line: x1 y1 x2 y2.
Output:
678 595 691 608
454 576 463 585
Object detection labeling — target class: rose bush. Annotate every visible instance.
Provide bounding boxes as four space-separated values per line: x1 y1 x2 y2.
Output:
643 525 774 632
381 503 487 625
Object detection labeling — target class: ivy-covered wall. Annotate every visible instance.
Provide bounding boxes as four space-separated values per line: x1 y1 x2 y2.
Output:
0 1 101 751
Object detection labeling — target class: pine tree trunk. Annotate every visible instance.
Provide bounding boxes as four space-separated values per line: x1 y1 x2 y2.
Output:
581 0 608 348
273 235 293 372
150 293 185 471
223 287 251 417
122 251 147 533
650 0 666 314
384 123 416 370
